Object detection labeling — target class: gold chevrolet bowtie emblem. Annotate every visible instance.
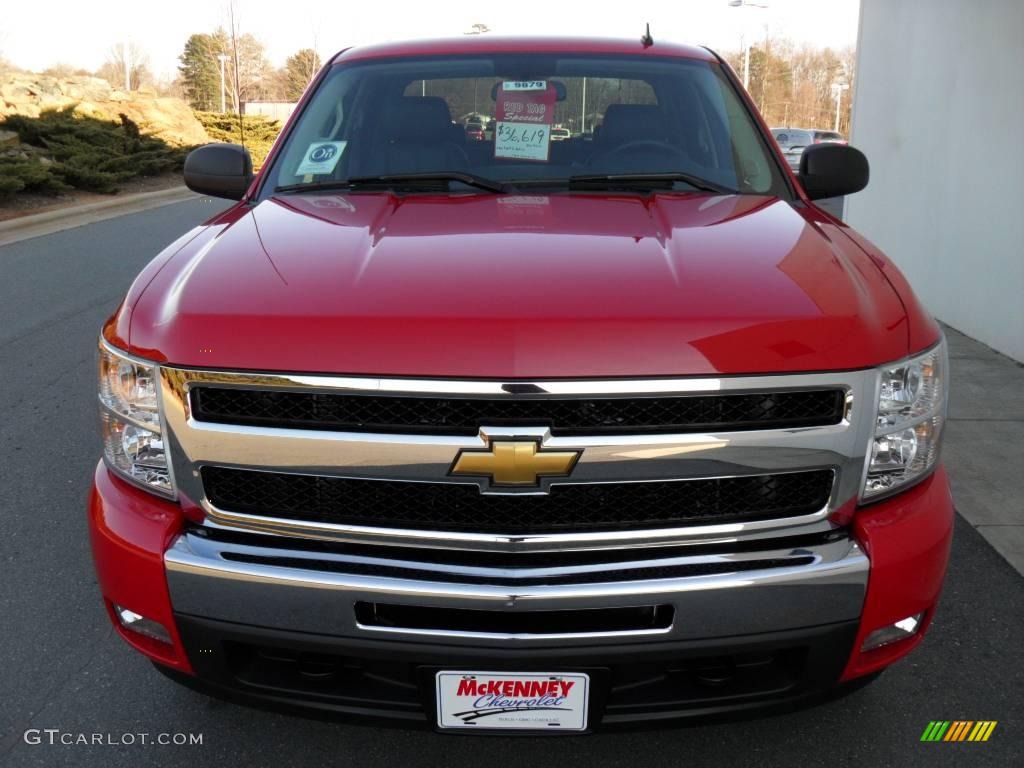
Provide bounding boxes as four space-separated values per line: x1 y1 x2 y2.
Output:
450 441 581 487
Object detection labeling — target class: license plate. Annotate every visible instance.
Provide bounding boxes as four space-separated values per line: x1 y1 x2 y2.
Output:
436 671 589 731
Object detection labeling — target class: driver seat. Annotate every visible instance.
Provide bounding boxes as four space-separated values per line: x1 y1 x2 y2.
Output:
589 104 682 173
597 105 672 148
370 97 469 174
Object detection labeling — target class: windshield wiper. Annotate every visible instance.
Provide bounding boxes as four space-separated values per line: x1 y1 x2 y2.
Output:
274 172 506 195
566 172 735 194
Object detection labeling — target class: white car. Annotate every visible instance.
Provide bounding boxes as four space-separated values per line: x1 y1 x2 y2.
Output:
771 128 846 171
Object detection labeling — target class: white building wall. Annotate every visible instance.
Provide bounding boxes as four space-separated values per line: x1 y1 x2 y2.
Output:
241 102 298 123
846 0 1024 361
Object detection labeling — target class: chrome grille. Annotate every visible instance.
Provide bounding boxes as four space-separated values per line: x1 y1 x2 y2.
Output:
202 466 835 533
190 386 845 436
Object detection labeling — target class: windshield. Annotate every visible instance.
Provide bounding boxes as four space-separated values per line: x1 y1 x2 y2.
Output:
262 53 788 197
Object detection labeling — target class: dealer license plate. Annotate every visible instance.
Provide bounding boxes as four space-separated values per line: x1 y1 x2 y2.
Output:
436 671 589 731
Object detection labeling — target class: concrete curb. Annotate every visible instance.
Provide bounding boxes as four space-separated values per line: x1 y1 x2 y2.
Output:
941 324 1024 578
0 186 199 247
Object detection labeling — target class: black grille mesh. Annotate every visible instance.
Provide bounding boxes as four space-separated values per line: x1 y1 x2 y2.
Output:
191 387 844 436
202 467 834 533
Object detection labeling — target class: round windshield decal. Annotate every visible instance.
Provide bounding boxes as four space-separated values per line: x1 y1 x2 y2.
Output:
310 144 337 162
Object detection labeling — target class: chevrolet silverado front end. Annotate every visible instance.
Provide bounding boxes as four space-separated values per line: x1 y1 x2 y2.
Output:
89 37 953 732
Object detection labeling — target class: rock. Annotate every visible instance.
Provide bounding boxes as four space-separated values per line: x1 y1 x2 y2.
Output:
108 97 209 146
32 76 63 97
59 77 113 101
0 73 209 147
0 129 19 147
1 82 33 101
38 93 75 111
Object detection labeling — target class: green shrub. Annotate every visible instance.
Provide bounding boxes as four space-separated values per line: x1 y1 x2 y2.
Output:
0 157 72 197
0 106 189 199
193 111 282 170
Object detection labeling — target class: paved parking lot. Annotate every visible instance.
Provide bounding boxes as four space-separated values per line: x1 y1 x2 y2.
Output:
0 198 1020 767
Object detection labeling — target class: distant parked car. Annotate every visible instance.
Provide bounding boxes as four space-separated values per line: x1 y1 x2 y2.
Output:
771 128 847 171
465 124 485 141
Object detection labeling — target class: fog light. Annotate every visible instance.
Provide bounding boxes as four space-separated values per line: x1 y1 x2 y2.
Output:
861 613 924 651
114 604 172 644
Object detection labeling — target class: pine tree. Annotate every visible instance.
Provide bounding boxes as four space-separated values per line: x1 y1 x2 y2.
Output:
178 34 220 111
283 49 322 101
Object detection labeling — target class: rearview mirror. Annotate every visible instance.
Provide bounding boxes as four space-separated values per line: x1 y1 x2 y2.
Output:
798 143 869 200
184 143 254 200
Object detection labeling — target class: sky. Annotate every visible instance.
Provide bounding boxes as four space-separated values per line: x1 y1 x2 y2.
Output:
0 0 860 81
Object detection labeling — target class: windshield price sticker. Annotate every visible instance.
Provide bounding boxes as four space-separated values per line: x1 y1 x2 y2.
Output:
495 124 550 161
295 140 347 176
502 80 547 91
495 81 556 162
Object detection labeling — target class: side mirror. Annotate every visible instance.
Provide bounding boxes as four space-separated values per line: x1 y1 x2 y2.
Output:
184 143 254 200
798 143 869 200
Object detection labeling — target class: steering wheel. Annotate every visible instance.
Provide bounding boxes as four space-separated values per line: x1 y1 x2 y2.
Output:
588 140 689 169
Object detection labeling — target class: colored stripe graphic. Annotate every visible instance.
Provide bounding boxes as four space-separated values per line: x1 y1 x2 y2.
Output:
921 721 950 741
921 721 997 742
944 721 972 741
968 722 997 742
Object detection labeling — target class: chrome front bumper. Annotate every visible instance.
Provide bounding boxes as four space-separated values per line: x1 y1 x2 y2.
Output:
165 530 869 647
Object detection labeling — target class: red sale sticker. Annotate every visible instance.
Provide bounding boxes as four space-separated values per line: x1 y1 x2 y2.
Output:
495 81 556 162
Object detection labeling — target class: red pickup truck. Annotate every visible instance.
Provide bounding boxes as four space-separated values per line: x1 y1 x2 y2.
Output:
90 36 953 732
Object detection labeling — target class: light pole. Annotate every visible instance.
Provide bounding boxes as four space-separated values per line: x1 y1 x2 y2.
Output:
727 0 769 91
217 54 229 113
580 77 587 135
831 82 850 132
464 25 489 116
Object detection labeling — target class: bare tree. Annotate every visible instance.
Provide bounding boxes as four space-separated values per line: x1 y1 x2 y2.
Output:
0 31 11 75
98 43 152 91
726 36 855 133
213 2 272 110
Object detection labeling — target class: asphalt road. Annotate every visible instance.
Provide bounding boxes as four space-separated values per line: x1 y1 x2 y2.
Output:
1 198 1021 768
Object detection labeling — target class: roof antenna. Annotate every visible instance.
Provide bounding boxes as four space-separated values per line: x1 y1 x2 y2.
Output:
641 22 654 48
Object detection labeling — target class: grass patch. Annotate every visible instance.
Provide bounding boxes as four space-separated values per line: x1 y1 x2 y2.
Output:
0 107 188 198
193 112 282 170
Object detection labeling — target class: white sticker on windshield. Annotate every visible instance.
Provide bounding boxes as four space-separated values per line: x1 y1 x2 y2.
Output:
295 141 347 176
502 80 547 91
495 123 551 162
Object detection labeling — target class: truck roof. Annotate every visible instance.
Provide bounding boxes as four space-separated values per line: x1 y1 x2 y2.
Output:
331 36 717 65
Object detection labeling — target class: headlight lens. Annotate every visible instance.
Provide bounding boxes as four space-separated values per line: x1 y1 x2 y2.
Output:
862 340 947 500
98 341 175 497
99 350 160 428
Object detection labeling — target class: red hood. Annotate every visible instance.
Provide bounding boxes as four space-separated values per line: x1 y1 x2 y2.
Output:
123 192 912 377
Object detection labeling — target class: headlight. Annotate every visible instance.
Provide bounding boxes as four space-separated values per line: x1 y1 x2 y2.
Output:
98 340 175 497
862 339 947 500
